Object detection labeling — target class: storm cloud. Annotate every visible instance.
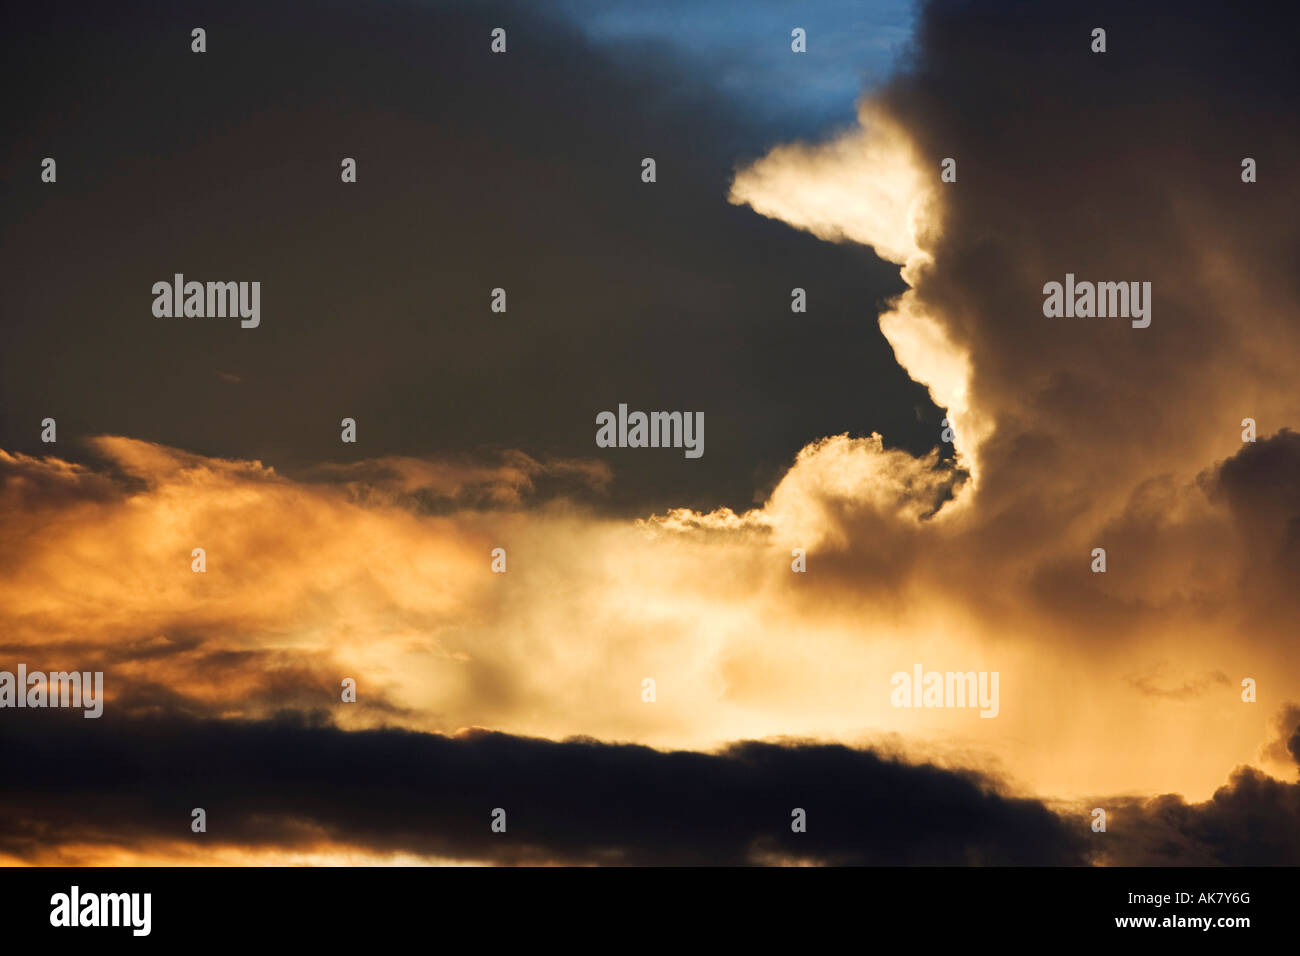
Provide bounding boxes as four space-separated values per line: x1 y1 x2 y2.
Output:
1 0 1297 865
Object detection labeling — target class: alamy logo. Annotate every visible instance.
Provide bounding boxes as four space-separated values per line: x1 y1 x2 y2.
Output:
152 274 260 328
596 404 704 458
890 665 999 718
1042 273 1151 328
50 886 151 936
0 665 103 718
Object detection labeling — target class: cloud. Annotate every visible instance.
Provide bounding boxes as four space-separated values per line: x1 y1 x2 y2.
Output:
0 439 501 727
0 710 1088 866
5 706 1299 866
716 0 1300 797
1125 665 1232 702
2 428 1294 805
303 451 612 511
643 432 964 548
0 0 936 519
3 0 1299 863
1098 747 1300 866
1204 428 1300 598
730 103 933 268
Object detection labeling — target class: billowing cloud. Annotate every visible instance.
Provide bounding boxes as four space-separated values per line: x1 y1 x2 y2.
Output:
2 424 1294 803
716 0 1300 795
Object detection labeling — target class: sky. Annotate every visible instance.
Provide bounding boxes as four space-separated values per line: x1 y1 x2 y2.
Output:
552 0 915 133
0 0 1298 866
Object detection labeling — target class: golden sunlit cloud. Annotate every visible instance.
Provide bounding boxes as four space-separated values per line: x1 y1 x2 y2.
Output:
2 423 1294 805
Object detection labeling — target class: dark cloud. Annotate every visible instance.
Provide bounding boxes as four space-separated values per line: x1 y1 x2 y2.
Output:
6 707 1298 865
1207 428 1300 582
1100 768 1300 866
0 710 1086 864
884 0 1300 563
0 0 937 517
1093 703 1300 865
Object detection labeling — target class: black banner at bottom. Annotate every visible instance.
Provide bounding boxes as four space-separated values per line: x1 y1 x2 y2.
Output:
0 866 1286 943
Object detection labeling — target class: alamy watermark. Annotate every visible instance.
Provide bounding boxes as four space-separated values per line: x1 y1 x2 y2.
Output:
152 274 260 328
50 886 150 936
1042 273 1151 328
596 404 704 458
0 665 103 718
891 664 999 718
